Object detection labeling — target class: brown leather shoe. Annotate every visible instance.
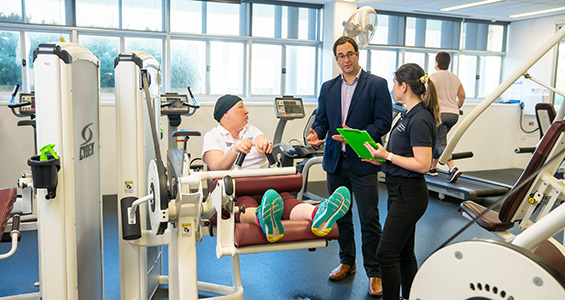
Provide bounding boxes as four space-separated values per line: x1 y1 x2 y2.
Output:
328 264 356 280
368 277 383 296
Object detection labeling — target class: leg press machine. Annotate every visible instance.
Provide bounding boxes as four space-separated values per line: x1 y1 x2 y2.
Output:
114 52 338 300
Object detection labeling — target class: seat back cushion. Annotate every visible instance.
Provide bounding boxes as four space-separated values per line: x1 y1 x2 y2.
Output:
0 187 17 233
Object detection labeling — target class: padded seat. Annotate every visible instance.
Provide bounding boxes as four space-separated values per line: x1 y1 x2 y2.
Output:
460 201 513 232
212 173 339 247
0 187 17 242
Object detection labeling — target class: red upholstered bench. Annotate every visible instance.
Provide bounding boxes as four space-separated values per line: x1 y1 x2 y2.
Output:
0 187 17 242
212 173 339 248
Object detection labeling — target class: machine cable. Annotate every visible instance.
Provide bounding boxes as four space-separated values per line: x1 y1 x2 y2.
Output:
141 70 170 235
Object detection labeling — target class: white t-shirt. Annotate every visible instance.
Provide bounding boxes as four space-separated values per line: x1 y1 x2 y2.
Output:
429 70 462 114
202 124 268 170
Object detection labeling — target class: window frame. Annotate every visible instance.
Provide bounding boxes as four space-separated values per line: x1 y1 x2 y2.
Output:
0 0 323 101
363 10 508 100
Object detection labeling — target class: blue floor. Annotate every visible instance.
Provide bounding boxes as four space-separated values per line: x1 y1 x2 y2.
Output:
2 169 561 299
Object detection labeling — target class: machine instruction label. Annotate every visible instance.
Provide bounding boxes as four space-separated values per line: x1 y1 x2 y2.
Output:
124 181 134 193
182 223 192 237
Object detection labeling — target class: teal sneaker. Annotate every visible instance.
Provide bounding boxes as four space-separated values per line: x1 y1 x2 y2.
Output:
256 189 285 243
312 186 351 237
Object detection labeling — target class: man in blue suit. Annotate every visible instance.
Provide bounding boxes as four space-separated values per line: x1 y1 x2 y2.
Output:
307 36 392 297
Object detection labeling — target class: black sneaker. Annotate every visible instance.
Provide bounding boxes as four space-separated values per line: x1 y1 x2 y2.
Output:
448 167 462 183
427 168 438 176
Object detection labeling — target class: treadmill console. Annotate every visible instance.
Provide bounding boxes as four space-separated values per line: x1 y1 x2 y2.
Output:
17 93 35 117
161 93 191 115
275 96 305 120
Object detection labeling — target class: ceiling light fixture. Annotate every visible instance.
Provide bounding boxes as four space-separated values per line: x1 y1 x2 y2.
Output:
440 0 503 12
509 6 565 18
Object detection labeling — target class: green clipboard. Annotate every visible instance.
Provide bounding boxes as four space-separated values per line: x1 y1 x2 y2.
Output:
336 128 385 162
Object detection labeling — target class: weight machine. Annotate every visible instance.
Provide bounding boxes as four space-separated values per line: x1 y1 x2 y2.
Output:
1 42 104 300
411 25 565 299
115 57 339 299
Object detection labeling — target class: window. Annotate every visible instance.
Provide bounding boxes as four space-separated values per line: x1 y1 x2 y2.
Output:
425 19 442 48
367 12 507 100
487 25 505 52
78 35 120 92
251 3 318 40
170 39 206 94
462 22 506 52
0 1 22 22
404 52 426 68
0 0 323 99
124 37 163 65
252 4 275 38
285 45 316 95
404 17 460 49
0 31 22 92
282 7 317 40
479 55 502 97
210 41 244 95
373 15 390 45
206 2 240 36
405 17 418 47
24 0 66 25
122 0 162 31
459 55 478 97
76 0 119 29
370 50 397 91
251 44 282 95
170 0 202 33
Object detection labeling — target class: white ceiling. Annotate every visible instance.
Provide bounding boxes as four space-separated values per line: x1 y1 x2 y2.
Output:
308 0 565 22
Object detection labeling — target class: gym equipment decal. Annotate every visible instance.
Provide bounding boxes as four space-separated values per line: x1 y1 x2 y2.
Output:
80 122 95 160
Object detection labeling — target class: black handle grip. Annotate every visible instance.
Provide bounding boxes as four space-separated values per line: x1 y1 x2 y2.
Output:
11 84 20 98
187 86 200 109
514 147 536 154
120 197 141 240
235 152 246 168
8 101 31 109
12 214 21 232
266 152 277 167
451 151 474 160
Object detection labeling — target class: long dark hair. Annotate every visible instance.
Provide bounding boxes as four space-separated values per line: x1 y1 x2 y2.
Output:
395 63 441 125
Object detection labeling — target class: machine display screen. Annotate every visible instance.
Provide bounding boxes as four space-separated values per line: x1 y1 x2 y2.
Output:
275 96 305 119
19 93 35 116
160 93 190 115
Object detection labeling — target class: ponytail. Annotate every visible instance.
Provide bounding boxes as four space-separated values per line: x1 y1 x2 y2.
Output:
423 78 441 125
395 63 441 125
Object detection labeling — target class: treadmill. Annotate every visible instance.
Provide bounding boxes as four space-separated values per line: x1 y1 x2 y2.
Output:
391 103 512 201
425 171 511 201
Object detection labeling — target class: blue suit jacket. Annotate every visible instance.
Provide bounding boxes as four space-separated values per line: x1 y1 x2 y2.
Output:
312 69 392 176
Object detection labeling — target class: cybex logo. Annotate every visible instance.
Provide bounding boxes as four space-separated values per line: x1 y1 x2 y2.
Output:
80 122 95 160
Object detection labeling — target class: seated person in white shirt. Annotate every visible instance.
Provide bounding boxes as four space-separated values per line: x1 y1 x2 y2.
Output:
202 94 351 243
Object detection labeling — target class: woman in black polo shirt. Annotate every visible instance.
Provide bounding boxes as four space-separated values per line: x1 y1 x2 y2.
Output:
363 63 440 300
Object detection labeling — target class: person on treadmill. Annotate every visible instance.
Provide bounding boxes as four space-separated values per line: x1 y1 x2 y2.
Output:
427 52 466 183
